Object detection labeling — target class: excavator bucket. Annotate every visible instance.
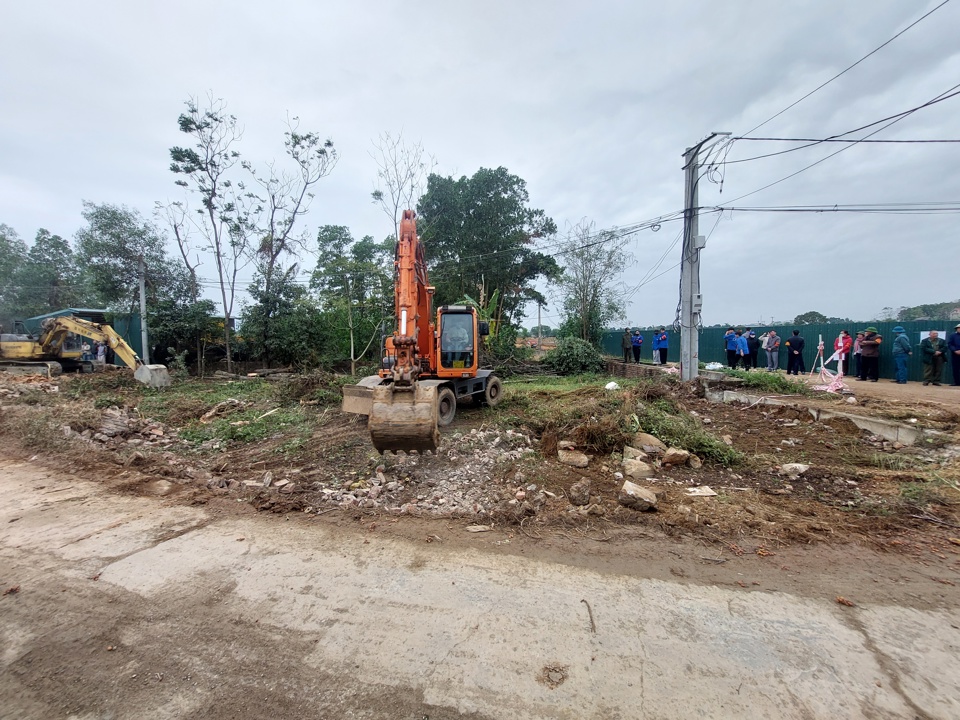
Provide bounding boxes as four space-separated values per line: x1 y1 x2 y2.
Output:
368 383 440 454
133 364 172 388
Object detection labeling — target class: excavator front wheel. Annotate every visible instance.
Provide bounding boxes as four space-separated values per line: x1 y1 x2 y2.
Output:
437 387 457 426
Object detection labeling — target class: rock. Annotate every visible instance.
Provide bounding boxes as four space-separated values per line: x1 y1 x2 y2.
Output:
385 481 398 492
558 449 589 468
613 471 624 481
634 432 667 452
622 446 649 461
687 455 703 469
273 478 290 488
892 442 904 450
845 397 858 405
618 480 658 511
61 425 73 438
622 459 655 479
662 447 690 465
586 503 606 516
515 490 526 501
779 463 810 478
568 479 591 506
368 485 382 500
722 435 733 446
465 525 491 533
262 471 274 488
557 440 576 451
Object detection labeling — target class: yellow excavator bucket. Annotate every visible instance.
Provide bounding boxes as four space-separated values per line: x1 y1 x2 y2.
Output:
368 383 440 454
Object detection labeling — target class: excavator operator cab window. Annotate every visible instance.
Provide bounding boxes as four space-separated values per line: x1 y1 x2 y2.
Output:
439 313 474 369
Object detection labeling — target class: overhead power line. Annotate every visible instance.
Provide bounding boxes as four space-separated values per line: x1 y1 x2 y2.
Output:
741 0 953 137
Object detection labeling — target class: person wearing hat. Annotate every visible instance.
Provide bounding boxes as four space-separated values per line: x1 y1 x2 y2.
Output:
920 330 947 386
949 323 960 386
746 330 760 370
891 326 912 384
621 328 633 364
858 327 882 382
631 329 644 364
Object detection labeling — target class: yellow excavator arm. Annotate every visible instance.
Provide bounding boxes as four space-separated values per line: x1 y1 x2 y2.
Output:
38 317 171 387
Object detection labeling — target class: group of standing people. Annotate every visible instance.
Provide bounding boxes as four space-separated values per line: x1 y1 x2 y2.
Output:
723 327 765 371
621 327 669 365
81 340 110 365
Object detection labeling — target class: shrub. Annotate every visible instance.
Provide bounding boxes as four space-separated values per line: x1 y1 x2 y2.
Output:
543 338 606 375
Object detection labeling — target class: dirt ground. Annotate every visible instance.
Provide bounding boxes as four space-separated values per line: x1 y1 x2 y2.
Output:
2 369 960 718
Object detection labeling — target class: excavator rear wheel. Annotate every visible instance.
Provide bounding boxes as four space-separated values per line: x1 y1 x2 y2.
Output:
482 376 503 407
437 387 457 426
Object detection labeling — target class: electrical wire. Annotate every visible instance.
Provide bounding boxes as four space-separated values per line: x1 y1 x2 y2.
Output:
740 0 953 138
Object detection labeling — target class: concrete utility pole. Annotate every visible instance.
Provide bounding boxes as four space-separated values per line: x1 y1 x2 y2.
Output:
679 132 730 381
139 256 150 364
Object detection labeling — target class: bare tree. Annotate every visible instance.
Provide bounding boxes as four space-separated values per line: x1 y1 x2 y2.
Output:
242 118 337 361
169 94 250 372
370 131 435 240
555 219 632 345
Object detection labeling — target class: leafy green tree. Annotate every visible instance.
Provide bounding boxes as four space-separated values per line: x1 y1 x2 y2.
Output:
416 167 559 327
0 224 28 328
311 226 392 373
14 229 91 318
529 324 552 337
792 310 828 326
74 202 171 310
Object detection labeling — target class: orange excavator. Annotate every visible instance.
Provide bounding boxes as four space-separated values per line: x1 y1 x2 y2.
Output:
341 210 503 453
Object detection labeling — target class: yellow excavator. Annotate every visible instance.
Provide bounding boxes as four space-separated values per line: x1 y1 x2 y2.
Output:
341 210 503 453
0 316 170 387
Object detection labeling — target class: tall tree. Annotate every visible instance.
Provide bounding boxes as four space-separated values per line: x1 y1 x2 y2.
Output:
0 224 28 329
792 310 828 326
416 167 559 327
555 220 630 345
74 202 171 310
169 95 337 369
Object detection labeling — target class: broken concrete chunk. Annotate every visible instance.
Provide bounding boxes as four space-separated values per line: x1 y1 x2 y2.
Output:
262 471 274 488
662 447 690 465
687 455 703 469
557 439 576 451
634 432 667 452
568 478 591 506
779 463 810 478
558 449 589 468
622 445 649 461
621 459 655 479
685 486 717 497
618 480 658 511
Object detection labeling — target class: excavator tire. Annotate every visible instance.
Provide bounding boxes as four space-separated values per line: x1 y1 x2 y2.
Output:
368 383 440 454
482 376 503 407
437 387 456 427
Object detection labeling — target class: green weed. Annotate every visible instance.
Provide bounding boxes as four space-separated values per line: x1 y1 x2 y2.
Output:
727 370 811 395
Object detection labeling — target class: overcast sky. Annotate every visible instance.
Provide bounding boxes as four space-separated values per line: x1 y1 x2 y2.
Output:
3 0 959 329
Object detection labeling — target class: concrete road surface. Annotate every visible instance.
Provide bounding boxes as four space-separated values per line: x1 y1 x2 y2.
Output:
1 460 957 719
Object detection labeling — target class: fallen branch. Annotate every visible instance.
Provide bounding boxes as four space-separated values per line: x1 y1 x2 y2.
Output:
910 513 960 529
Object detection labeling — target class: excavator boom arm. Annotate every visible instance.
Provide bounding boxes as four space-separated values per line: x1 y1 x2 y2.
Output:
39 316 143 370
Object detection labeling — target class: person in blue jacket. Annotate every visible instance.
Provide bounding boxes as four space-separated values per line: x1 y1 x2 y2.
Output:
724 328 739 368
891 326 913 384
654 327 668 365
735 330 749 370
631 330 643 364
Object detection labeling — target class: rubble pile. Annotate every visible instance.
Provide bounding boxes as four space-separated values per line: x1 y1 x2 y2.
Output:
61 407 176 448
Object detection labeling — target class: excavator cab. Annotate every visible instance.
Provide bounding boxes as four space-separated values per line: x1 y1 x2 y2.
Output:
438 311 475 370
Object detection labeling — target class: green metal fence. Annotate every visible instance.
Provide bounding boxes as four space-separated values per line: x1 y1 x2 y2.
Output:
603 320 958 383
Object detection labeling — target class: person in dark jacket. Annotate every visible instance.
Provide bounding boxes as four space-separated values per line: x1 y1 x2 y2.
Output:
746 331 760 370
949 323 960 386
631 330 643 363
724 328 738 368
920 330 947 386
621 328 632 363
784 330 805 375
891 326 912 384
857 327 882 382
654 327 668 365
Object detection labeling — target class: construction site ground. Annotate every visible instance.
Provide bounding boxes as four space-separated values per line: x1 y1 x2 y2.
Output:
1 367 959 718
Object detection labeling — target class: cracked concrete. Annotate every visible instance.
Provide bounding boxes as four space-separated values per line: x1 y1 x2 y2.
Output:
1 460 958 719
